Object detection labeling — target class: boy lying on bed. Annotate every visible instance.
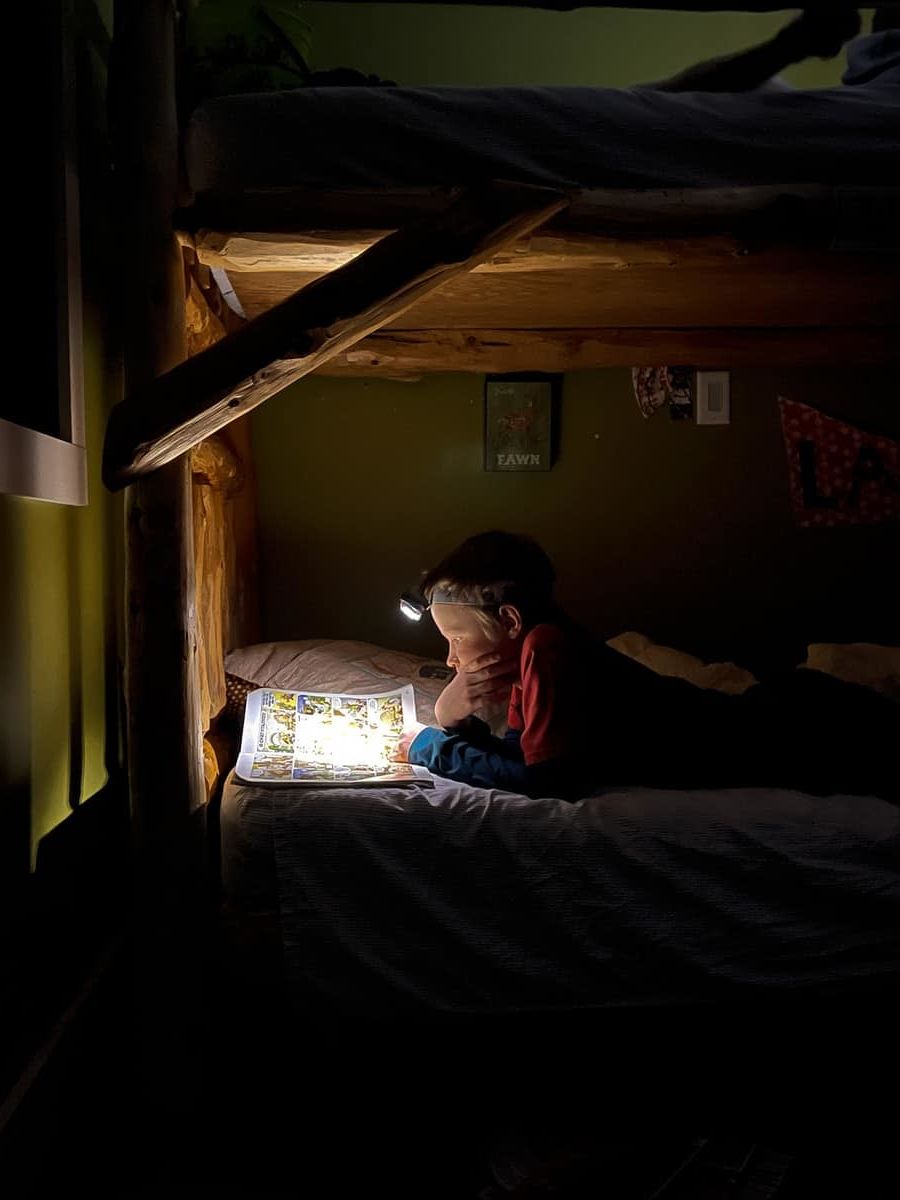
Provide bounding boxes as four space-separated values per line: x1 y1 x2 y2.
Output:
396 531 898 803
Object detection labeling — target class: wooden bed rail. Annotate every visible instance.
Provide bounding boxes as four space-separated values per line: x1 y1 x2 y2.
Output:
174 184 900 374
185 186 900 270
103 182 568 489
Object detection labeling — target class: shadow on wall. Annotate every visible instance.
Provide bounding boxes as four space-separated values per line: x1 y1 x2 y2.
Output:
251 369 900 677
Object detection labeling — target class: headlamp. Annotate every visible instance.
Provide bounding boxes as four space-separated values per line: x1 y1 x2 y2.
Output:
399 590 429 622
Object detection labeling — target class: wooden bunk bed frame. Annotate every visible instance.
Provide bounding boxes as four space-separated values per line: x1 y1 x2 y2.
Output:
109 0 899 883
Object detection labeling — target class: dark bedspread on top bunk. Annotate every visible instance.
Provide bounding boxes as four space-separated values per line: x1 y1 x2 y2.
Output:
220 775 900 1017
186 33 900 195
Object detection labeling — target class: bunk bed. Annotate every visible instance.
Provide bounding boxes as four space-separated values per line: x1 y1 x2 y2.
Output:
106 3 900 1132
106 13 900 489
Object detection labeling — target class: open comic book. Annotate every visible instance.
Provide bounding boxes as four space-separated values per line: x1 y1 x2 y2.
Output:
235 684 433 786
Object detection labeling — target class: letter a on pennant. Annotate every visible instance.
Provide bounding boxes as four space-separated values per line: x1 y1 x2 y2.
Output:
778 398 900 527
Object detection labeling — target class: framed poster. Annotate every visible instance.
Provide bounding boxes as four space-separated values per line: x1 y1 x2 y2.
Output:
484 376 558 472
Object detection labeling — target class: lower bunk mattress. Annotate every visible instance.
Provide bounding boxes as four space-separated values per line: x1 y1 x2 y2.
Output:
220 773 900 1016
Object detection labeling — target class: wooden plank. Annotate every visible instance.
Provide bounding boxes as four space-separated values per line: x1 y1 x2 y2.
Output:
192 468 228 732
315 326 900 375
190 434 247 732
193 229 389 274
193 228 754 274
217 418 262 653
182 251 262 657
182 241 246 355
103 182 568 488
193 181 900 274
182 252 260 726
383 262 900 330
229 253 900 330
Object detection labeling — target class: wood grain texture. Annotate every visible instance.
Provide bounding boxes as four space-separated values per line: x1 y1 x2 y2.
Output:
190 435 242 733
113 0 206 842
217 418 262 654
104 182 568 487
191 475 227 731
192 228 752 275
184 185 899 367
228 254 899 330
316 326 900 375
193 182 900 278
186 266 261 737
114 1 211 1124
182 242 246 356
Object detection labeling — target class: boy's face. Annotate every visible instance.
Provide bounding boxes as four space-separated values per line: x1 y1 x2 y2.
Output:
431 603 520 673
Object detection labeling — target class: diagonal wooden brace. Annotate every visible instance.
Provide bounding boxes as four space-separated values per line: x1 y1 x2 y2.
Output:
103 182 568 490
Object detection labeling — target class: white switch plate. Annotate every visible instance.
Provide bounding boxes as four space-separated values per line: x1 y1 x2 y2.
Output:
695 371 731 425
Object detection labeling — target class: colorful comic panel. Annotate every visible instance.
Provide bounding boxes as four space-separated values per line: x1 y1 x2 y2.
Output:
375 695 404 733
256 690 300 754
250 754 293 780
240 684 422 786
267 689 300 714
258 707 295 754
292 764 337 781
335 696 369 727
331 765 374 781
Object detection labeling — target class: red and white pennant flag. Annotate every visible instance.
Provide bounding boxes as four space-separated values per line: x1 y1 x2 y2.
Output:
778 398 900 528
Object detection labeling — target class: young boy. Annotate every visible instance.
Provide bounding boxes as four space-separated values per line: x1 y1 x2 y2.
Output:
400 531 587 797
400 531 898 803
399 530 734 799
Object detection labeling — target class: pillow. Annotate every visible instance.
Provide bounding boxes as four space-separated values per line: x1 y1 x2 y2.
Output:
607 631 758 695
800 643 900 702
224 639 453 725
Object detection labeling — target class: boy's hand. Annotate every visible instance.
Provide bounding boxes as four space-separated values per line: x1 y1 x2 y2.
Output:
433 652 518 728
392 722 428 762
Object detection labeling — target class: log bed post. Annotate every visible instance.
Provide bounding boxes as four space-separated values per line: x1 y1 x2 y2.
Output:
111 0 206 1127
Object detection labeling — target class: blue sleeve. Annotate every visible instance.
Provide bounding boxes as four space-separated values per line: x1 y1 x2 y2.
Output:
408 721 577 798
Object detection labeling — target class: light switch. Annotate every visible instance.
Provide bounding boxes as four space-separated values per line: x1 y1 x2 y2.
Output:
696 371 731 425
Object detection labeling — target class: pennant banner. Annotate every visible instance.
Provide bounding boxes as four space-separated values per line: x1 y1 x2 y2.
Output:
778 398 900 528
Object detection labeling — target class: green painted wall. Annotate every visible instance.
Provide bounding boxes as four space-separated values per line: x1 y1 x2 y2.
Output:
304 2 860 88
250 6 893 671
0 0 121 875
251 369 900 671
0 335 120 869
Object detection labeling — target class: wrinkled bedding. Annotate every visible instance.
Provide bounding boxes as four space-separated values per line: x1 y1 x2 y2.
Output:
220 772 900 1016
186 33 899 194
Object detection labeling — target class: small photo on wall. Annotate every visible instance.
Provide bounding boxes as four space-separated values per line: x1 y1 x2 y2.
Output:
484 376 558 472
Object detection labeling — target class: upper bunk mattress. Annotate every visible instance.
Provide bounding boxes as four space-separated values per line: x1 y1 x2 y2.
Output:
185 32 900 195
